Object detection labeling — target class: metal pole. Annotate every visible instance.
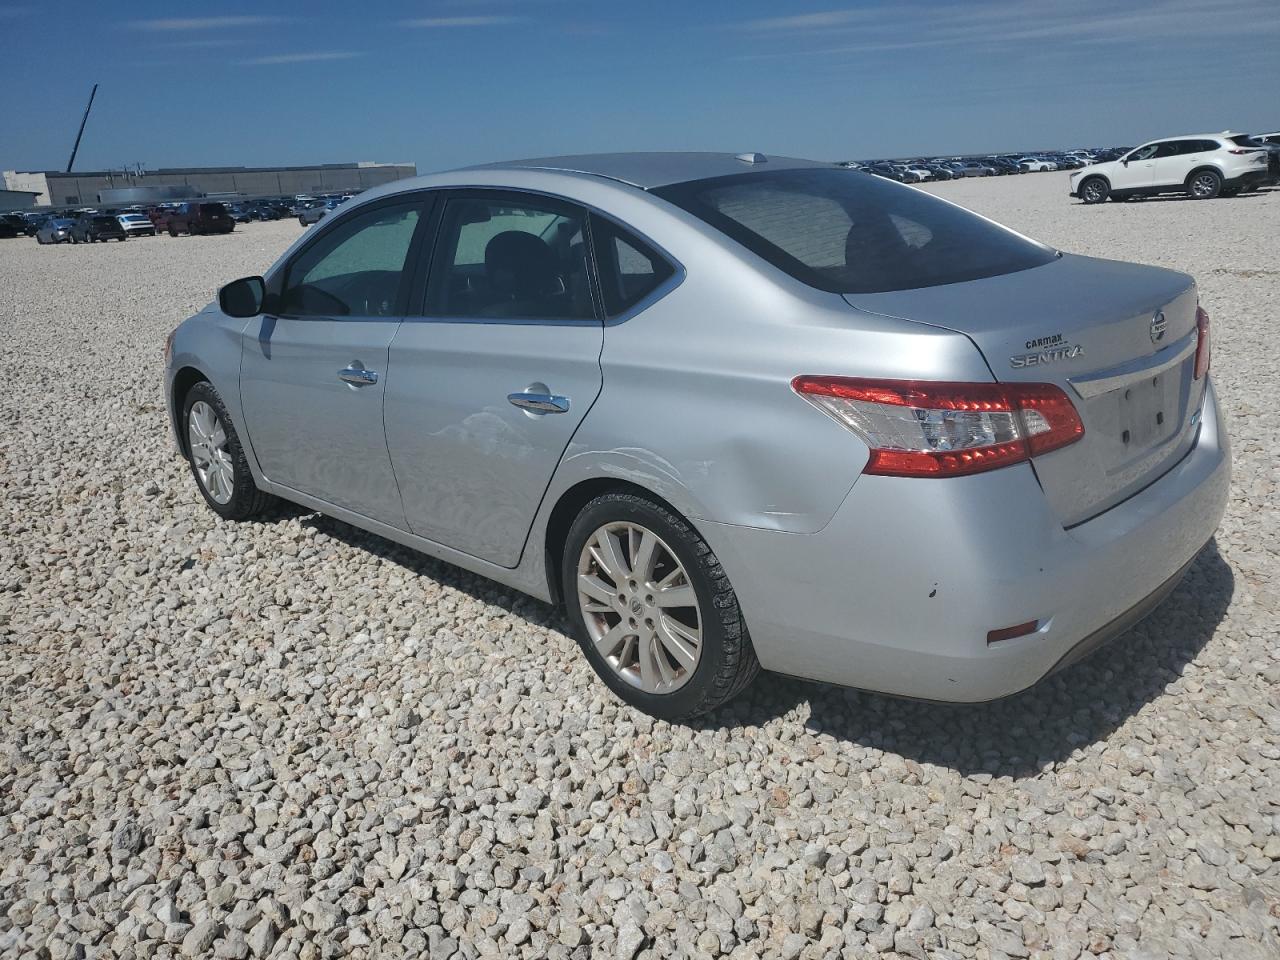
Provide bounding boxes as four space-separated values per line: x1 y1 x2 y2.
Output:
66 83 99 174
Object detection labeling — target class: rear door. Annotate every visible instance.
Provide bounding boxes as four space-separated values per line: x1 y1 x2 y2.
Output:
239 197 431 527
1150 139 1201 187
383 190 604 567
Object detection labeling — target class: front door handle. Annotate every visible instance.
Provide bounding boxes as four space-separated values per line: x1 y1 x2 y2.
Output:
508 391 570 414
338 365 378 387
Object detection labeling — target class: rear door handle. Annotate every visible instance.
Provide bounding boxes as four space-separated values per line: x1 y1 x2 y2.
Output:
338 365 378 386
508 391 570 414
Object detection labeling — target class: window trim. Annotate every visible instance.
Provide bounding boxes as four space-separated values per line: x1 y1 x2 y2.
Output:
410 187 604 326
265 193 435 321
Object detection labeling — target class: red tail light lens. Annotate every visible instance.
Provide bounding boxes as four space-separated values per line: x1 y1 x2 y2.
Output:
791 376 1085 478
1194 304 1211 380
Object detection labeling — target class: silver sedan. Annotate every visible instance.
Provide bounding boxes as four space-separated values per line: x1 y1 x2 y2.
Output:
164 152 1229 719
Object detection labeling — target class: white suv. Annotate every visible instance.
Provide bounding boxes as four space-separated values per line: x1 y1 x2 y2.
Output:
1069 132 1270 203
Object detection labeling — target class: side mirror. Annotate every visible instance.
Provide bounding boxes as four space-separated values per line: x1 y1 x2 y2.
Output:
219 276 265 318
1121 159 1129 166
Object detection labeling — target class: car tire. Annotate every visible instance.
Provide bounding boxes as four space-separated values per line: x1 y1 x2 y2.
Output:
1079 177 1109 204
169 226 179 237
1187 169 1222 199
181 381 276 522
562 491 760 720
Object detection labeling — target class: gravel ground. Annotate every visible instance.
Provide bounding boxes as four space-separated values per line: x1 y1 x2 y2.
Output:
1 175 1277 960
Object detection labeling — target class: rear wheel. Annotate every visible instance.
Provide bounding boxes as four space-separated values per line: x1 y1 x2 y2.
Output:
181 381 275 521
1187 169 1222 199
1080 177 1109 204
169 225 179 237
562 492 760 720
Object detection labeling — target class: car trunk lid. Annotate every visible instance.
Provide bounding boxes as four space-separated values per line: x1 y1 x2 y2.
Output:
844 254 1205 526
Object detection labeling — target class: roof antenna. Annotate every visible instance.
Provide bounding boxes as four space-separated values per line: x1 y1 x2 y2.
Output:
66 83 99 174
735 152 767 164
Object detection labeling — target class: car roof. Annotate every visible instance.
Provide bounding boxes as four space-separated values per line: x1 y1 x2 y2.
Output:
461 152 832 189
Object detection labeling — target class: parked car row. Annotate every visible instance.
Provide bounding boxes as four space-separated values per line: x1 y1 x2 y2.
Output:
843 147 1128 183
1070 131 1279 203
10 191 367 248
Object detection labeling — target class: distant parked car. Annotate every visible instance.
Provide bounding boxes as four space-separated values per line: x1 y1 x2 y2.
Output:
167 202 235 236
1018 157 1057 172
117 213 157 238
1228 134 1280 186
70 213 127 243
35 218 75 244
1071 133 1271 203
298 198 342 226
147 205 182 231
0 214 24 239
954 161 995 177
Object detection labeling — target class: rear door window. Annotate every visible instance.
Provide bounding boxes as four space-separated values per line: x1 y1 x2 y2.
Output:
423 194 596 321
590 216 676 317
654 168 1056 294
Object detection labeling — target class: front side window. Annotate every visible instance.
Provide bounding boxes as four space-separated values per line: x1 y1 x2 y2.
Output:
1128 144 1159 161
591 217 676 317
279 203 421 317
654 168 1056 294
425 195 595 320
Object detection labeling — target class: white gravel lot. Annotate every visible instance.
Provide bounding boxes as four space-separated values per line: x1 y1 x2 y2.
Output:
1 175 1277 960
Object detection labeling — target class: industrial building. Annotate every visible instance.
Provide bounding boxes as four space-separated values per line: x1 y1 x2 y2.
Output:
0 188 41 212
1 161 417 207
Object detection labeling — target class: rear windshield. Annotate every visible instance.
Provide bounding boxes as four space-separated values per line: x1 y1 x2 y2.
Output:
93 216 117 226
654 168 1057 293
199 203 228 216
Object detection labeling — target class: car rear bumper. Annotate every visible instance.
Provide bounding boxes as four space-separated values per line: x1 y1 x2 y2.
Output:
698 378 1230 702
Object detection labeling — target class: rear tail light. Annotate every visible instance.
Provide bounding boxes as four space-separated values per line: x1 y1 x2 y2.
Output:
1194 304 1211 380
791 376 1085 478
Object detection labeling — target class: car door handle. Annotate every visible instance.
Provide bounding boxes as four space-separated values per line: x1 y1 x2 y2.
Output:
338 365 378 386
508 391 570 414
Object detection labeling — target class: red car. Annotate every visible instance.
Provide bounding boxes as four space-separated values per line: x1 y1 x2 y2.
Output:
163 202 235 236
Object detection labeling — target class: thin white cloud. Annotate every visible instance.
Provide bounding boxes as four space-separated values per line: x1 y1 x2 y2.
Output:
240 51 364 65
400 16 524 27
131 16 284 32
738 9 882 31
734 0 1280 55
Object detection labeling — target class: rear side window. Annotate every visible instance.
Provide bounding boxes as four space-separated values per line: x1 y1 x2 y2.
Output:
591 216 675 317
654 168 1056 294
279 203 421 317
424 195 595 321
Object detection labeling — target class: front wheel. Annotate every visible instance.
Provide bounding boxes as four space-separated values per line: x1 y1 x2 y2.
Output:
562 492 760 720
1079 177 1109 204
182 381 275 521
1187 170 1222 199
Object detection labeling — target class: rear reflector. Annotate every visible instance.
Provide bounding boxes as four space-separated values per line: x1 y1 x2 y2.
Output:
987 620 1039 644
791 376 1085 478
1194 304 1211 380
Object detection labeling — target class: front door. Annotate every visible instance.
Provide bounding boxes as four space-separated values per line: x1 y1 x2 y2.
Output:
384 191 604 567
240 198 429 527
1112 143 1159 190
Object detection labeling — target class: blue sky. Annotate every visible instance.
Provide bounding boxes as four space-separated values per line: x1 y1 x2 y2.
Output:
2 0 1278 173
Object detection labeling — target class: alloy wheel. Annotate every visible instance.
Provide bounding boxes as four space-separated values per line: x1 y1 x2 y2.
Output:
1083 180 1105 202
188 401 234 504
576 521 702 694
1191 173 1218 198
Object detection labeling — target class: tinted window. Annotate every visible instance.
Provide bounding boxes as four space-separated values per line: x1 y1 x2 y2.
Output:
199 203 228 216
279 203 421 318
591 217 676 317
654 168 1056 294
1128 144 1159 161
425 195 594 321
